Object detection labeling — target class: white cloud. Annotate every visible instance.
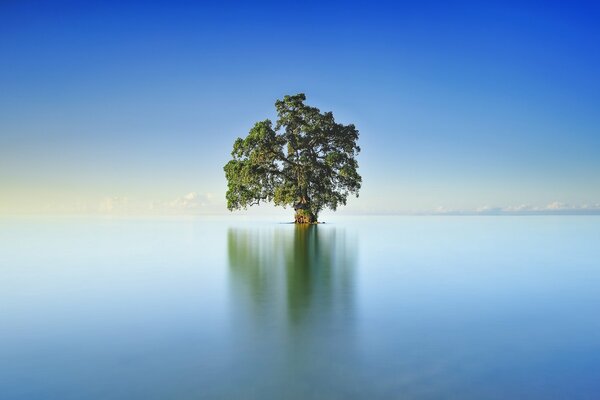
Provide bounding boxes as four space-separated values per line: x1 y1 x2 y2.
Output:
428 201 600 216
503 204 536 212
546 201 568 210
167 192 214 211
94 192 220 215
98 197 130 213
475 206 503 215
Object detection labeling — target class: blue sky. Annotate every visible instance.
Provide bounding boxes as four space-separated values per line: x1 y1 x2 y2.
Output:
1 0 599 215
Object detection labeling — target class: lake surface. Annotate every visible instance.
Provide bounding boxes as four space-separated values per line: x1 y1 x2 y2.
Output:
1 216 600 399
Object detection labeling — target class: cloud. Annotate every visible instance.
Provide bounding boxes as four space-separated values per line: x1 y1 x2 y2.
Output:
95 192 219 215
475 206 504 215
431 201 600 216
503 204 536 212
144 192 219 214
546 201 568 210
166 192 214 211
98 197 131 213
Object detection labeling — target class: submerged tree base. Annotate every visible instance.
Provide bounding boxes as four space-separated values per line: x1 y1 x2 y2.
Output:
294 209 317 224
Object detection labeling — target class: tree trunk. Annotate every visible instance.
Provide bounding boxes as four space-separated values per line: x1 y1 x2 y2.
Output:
294 210 317 224
294 201 317 223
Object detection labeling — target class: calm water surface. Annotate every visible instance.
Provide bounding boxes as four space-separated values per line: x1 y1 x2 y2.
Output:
1 216 600 399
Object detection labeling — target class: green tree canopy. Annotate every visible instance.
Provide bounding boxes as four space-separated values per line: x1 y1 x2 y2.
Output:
224 94 361 223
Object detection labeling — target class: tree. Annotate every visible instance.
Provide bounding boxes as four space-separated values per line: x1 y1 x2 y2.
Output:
224 93 361 223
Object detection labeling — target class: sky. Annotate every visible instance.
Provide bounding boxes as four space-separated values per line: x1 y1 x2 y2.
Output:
1 0 599 216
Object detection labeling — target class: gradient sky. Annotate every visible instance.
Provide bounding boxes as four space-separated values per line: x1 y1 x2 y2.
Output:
1 0 599 215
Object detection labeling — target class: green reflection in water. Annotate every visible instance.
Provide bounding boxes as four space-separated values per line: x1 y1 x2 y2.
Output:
226 225 360 397
227 225 357 326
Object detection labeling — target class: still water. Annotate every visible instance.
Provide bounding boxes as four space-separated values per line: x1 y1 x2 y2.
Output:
1 216 600 399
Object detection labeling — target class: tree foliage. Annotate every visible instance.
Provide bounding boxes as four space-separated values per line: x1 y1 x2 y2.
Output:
224 94 361 223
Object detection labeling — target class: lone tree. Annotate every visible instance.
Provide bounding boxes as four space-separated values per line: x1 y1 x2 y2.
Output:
224 93 361 223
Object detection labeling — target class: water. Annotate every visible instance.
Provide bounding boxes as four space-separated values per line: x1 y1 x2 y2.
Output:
1 216 600 399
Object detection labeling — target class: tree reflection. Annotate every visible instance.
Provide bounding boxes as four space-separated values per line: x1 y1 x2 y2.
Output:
227 224 356 327
226 225 359 395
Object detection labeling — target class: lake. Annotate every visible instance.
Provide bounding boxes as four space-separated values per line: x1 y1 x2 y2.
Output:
1 216 600 399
